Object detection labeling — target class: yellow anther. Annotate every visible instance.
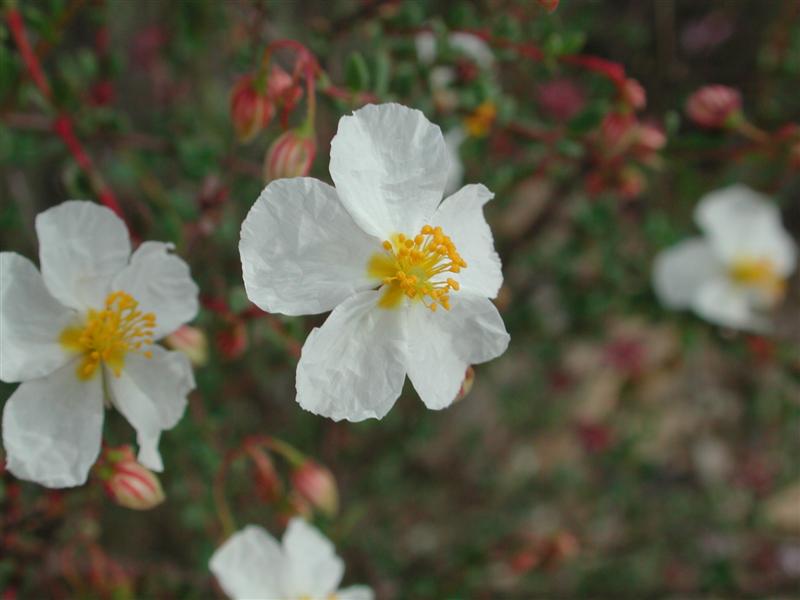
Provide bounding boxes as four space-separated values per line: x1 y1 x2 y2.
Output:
421 225 433 234
60 291 157 381
382 240 393 251
447 278 460 291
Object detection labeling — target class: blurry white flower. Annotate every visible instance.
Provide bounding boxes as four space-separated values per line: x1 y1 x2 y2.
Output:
1 201 198 487
240 103 509 421
415 31 494 69
653 185 796 331
209 518 372 600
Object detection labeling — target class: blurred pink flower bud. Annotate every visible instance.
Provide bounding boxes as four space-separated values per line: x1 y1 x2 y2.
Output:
685 85 742 128
536 78 586 122
267 65 303 114
217 319 248 361
165 325 208 367
538 0 559 13
635 122 667 153
246 445 283 504
454 366 475 402
291 460 338 516
230 74 273 143
98 446 165 511
264 129 317 181
597 112 637 156
621 78 646 110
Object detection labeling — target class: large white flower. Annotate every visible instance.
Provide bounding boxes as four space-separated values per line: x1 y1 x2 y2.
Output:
209 518 373 600
1 201 199 487
240 103 509 421
653 184 797 331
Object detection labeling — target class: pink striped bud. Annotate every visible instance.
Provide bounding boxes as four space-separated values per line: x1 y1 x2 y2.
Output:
291 460 338 516
230 74 273 143
685 85 742 128
264 129 317 181
98 446 165 511
454 366 475 402
165 325 208 366
246 445 283 504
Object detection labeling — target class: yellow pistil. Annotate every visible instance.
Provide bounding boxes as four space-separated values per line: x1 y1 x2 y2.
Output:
368 225 467 312
60 291 156 380
729 257 785 300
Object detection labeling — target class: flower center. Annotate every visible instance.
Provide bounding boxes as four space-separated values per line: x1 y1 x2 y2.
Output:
729 257 785 300
367 225 466 311
60 291 156 380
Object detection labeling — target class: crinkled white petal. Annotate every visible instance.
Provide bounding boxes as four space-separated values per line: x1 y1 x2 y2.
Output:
112 242 199 340
209 525 284 600
444 128 467 196
282 518 344 599
442 292 509 364
0 253 76 383
296 290 407 422
240 178 380 316
431 184 503 298
692 277 770 332
449 32 495 69
338 585 375 600
695 185 797 275
415 31 437 64
36 201 131 311
2 361 103 487
652 237 723 309
329 103 449 239
107 345 194 472
405 302 470 410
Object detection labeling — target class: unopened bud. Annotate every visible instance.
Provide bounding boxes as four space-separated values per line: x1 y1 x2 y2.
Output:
230 74 273 143
97 446 165 511
454 366 475 402
685 85 742 128
165 325 208 367
291 460 338 516
621 78 646 111
246 445 282 504
217 319 248 361
264 129 317 181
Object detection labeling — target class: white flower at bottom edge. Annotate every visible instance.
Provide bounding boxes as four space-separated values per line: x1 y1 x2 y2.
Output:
209 518 373 600
0 201 199 488
653 184 797 332
239 103 510 422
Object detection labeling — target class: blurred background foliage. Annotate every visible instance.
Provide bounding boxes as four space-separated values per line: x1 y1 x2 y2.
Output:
1 0 799 598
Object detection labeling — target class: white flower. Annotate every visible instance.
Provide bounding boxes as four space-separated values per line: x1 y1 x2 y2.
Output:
653 185 797 331
1 201 199 487
209 518 373 600
415 31 495 69
240 103 510 421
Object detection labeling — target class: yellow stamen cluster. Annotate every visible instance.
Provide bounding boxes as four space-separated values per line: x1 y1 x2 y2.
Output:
60 291 156 380
368 225 467 312
729 257 785 301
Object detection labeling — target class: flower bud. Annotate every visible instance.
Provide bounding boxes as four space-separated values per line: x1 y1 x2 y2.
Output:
291 460 338 516
264 129 317 181
246 445 283 504
217 319 248 361
165 325 208 367
230 74 273 143
621 78 646 111
685 85 742 128
97 446 165 511
454 366 475 402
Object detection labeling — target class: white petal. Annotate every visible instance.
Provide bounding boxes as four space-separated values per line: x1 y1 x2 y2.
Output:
240 178 380 316
36 201 130 311
444 128 466 196
296 290 407 422
338 586 375 600
692 278 770 332
0 253 76 383
112 242 199 340
2 361 103 487
107 345 194 471
282 518 344 598
209 525 284 600
695 185 797 274
329 103 449 239
652 238 723 309
444 293 510 365
405 303 469 410
449 32 495 69
431 184 503 298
